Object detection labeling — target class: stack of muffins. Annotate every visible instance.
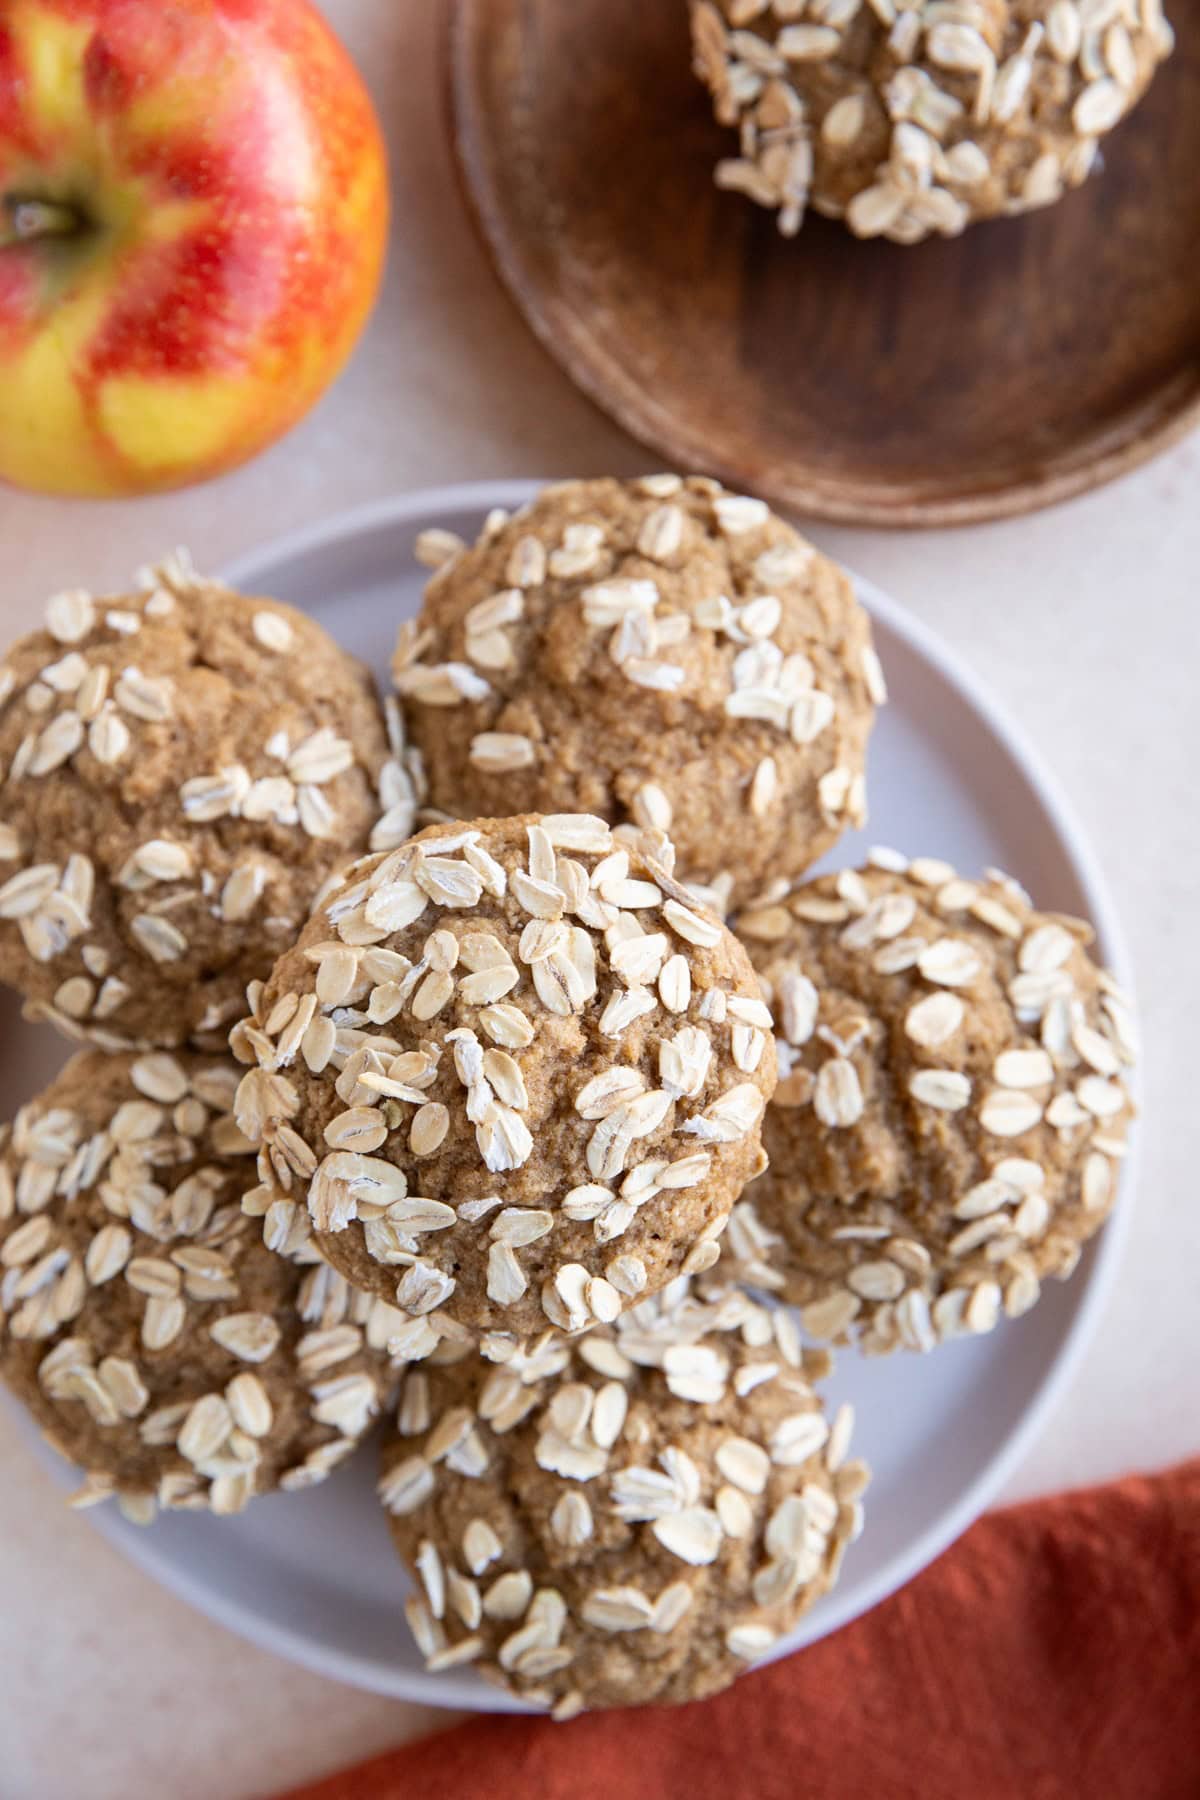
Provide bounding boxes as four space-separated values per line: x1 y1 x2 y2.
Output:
0 479 1136 1713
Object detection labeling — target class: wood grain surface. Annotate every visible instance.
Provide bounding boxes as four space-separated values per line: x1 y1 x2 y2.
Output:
447 0 1200 528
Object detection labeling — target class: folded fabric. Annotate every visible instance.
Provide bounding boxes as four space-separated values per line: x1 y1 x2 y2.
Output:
282 1457 1200 1800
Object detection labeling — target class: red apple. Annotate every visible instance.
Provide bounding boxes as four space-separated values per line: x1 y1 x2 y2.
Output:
0 0 388 497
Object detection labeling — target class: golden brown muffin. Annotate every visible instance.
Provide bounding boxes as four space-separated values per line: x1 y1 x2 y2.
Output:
0 553 392 1048
691 0 1173 241
232 815 776 1348
0 1050 400 1520
395 477 879 911
725 853 1136 1352
379 1279 865 1712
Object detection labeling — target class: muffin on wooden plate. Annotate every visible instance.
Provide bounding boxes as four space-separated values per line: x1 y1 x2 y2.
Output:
691 0 1174 241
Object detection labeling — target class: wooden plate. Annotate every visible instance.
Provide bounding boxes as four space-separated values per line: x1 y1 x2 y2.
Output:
446 0 1200 528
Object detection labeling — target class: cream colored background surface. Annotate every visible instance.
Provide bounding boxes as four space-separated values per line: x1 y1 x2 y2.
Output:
1 4 1197 1796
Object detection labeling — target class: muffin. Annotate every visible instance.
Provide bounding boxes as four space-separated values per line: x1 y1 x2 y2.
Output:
0 553 392 1048
0 1050 399 1520
725 853 1136 1351
691 0 1174 241
394 477 880 910
379 1278 865 1712
232 815 776 1350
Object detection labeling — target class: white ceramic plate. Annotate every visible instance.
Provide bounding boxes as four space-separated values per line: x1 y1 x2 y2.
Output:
2 483 1137 1708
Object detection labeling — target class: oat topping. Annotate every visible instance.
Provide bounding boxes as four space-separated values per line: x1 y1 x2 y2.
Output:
0 1051 399 1521
691 0 1173 242
0 556 390 1048
379 1278 866 1711
232 815 775 1345
726 854 1136 1352
389 478 878 908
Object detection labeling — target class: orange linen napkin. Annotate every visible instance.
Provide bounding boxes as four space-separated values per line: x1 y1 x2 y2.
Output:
282 1458 1200 1800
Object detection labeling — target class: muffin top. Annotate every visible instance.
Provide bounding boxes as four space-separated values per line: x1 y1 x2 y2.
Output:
691 0 1173 241
0 1050 399 1519
726 853 1136 1352
0 554 392 1048
380 1279 865 1712
395 477 879 909
233 815 776 1346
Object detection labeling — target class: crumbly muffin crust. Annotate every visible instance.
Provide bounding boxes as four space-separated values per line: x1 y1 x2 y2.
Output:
380 1279 865 1712
691 0 1173 242
0 553 393 1049
0 1050 400 1520
396 477 879 909
725 853 1136 1351
232 815 776 1348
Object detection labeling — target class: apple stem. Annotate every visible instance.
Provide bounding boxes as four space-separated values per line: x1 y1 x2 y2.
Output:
0 199 81 248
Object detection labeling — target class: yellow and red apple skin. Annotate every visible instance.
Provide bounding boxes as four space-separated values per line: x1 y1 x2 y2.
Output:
0 0 389 497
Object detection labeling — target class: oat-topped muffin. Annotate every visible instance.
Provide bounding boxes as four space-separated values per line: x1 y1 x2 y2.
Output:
0 553 395 1049
0 1050 400 1521
396 477 880 910
691 0 1173 242
726 854 1136 1352
379 1280 866 1712
232 816 776 1350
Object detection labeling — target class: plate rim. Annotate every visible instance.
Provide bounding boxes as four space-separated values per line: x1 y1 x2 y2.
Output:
8 482 1139 1707
443 0 1200 531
